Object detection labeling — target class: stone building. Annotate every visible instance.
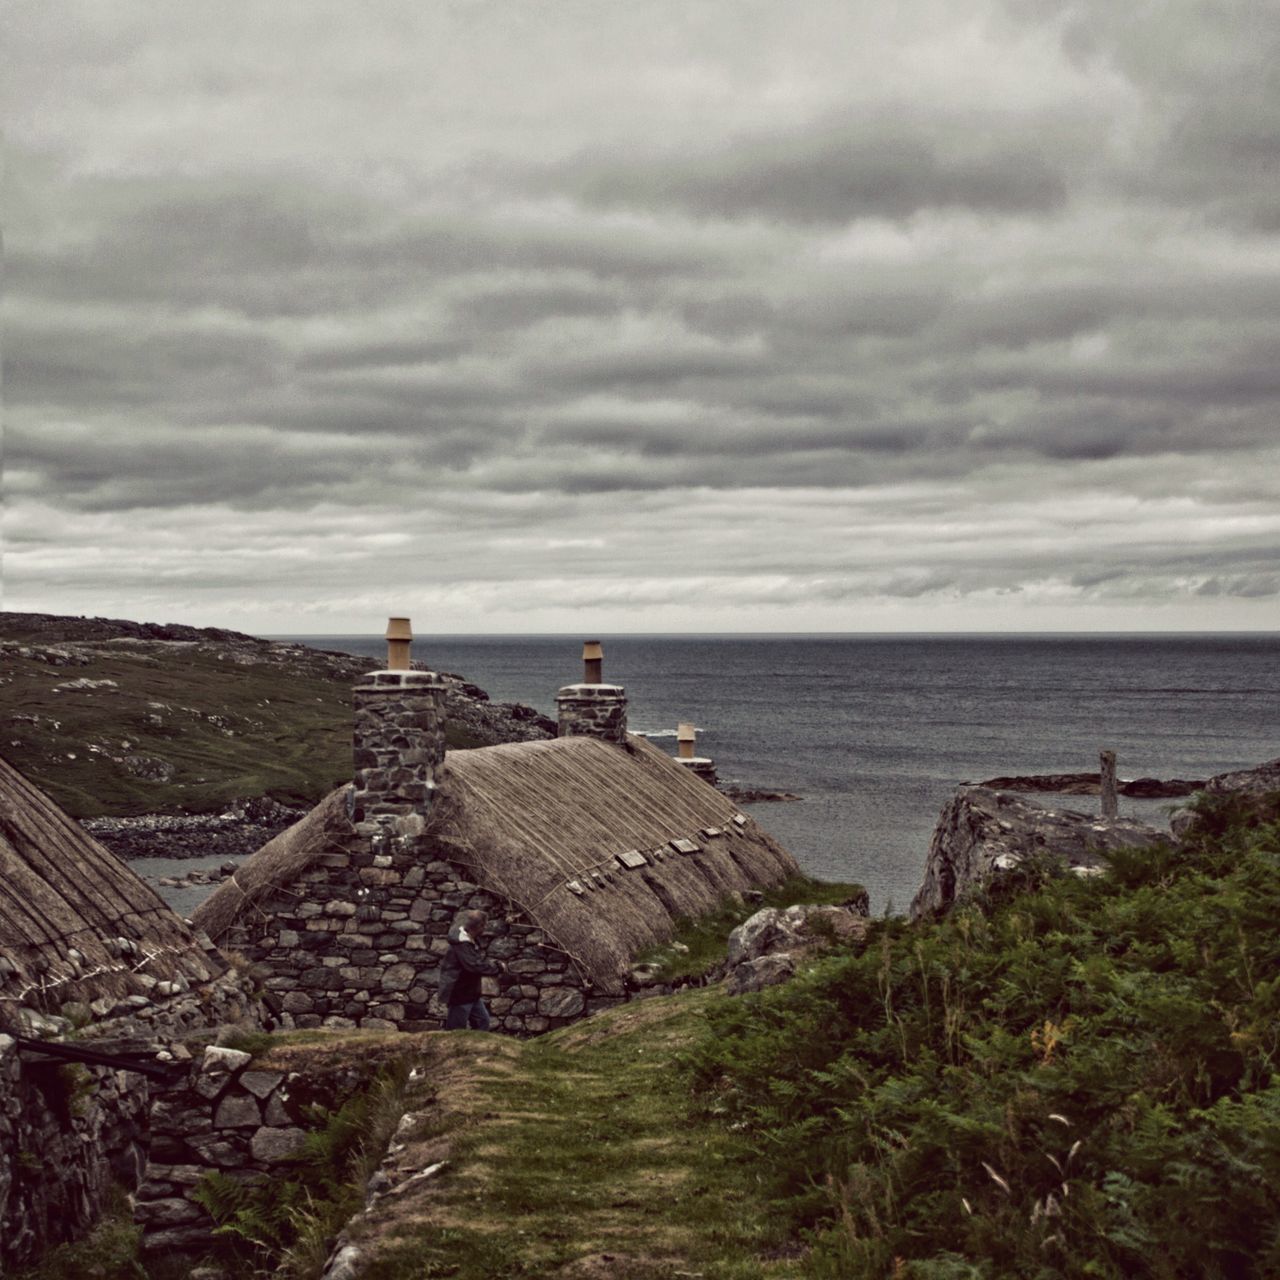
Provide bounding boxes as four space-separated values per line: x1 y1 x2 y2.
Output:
193 636 799 1036
0 754 256 1269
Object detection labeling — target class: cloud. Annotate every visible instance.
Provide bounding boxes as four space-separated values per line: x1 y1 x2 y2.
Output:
2 0 1278 629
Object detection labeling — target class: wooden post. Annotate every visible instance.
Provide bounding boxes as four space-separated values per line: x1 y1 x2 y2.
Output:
1100 749 1117 819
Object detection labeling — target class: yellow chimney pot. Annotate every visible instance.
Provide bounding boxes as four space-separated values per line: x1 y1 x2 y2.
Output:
677 722 697 759
386 617 413 670
582 640 604 684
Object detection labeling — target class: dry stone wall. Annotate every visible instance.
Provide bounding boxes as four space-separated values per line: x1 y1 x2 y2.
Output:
136 1044 303 1257
0 1033 150 1269
0 967 264 1271
231 826 616 1036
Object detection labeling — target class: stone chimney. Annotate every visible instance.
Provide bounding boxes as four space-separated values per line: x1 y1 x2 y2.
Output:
350 617 446 832
674 722 717 787
555 640 627 746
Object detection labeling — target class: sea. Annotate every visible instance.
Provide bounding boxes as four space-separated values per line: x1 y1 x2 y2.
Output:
265 632 1279 916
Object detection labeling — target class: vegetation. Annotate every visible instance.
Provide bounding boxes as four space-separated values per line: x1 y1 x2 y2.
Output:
11 1187 145 1280
688 793 1280 1277
636 873 866 983
191 1062 412 1278
0 633 487 816
351 997 807 1279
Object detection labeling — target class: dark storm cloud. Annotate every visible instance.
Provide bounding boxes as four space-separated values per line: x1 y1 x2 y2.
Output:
4 0 1279 628
542 109 1072 224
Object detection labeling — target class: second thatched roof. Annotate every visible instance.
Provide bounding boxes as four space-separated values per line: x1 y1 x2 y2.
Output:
0 753 218 1029
194 735 799 994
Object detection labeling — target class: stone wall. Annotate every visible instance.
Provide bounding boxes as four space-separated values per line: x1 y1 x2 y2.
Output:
0 1033 150 1269
229 827 617 1037
554 683 628 745
0 966 265 1271
136 1044 305 1257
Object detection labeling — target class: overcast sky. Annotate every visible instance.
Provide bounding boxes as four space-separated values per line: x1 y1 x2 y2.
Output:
4 0 1278 634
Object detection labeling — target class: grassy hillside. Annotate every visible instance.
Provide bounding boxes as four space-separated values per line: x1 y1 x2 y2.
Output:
0 614 539 817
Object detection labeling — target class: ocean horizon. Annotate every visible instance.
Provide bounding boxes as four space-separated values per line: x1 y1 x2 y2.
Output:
265 632 1280 914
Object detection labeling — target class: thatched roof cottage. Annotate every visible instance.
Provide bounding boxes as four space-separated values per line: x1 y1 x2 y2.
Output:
194 629 799 1035
0 754 230 1035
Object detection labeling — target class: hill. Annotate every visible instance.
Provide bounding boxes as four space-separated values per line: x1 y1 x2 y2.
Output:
0 612 553 819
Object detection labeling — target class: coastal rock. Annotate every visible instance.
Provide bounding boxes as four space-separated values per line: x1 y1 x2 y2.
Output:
1169 758 1280 838
910 787 1170 920
975 772 1205 798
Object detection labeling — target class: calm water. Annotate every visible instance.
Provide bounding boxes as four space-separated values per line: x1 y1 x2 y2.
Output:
270 633 1280 914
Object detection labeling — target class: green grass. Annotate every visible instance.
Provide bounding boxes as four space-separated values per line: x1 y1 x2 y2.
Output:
0 641 486 816
635 873 867 983
350 997 810 1279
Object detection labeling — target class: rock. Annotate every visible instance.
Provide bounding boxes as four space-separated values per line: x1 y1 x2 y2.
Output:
134 1196 209 1227
975 771 1206 799
538 988 586 1018
725 952 796 995
202 1045 252 1075
910 787 1171 920
725 904 868 969
323 1244 362 1280
239 1070 284 1099
250 1126 308 1163
1170 758 1280 838
215 1094 263 1128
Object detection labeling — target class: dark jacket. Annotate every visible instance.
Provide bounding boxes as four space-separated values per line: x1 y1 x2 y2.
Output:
438 923 502 1007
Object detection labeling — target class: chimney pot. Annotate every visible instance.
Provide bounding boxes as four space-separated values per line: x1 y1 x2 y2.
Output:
582 640 604 684
677 722 697 760
385 616 412 670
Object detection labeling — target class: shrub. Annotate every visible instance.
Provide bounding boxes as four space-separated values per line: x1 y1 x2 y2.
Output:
689 799 1280 1277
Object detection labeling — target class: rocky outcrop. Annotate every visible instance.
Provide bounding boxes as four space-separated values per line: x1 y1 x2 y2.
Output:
975 772 1205 798
909 787 1170 920
723 901 870 995
1169 758 1280 838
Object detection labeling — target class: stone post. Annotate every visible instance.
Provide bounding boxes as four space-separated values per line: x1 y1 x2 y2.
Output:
351 669 447 830
556 641 627 745
1100 749 1118 820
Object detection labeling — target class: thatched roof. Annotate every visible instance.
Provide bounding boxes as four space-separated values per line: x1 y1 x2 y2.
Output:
0 754 215 1028
195 736 799 994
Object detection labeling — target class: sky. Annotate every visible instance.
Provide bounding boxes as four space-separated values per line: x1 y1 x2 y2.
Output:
3 0 1278 634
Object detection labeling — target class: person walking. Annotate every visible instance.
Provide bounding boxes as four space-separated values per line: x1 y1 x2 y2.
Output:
439 908 505 1030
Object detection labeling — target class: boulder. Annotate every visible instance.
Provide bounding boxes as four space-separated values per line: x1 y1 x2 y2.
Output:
725 952 796 995
910 787 1170 920
724 903 868 968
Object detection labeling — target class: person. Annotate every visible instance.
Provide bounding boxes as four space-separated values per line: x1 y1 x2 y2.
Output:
439 908 506 1030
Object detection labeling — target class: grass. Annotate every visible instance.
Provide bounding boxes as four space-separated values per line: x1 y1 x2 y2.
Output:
0 638 486 817
348 995 814 1279
635 873 867 983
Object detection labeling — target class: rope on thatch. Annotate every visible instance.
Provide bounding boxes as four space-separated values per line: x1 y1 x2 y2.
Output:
0 936 212 1007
